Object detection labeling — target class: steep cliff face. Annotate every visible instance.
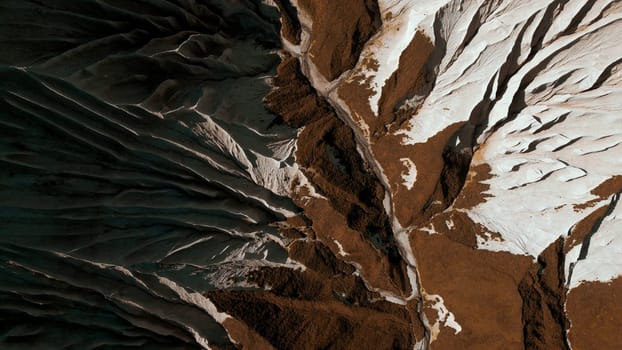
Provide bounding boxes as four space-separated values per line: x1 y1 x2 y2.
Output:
1 0 622 349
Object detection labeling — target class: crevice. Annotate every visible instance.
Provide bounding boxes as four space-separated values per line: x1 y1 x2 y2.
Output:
435 141 474 211
560 0 597 37
266 6 432 346
577 193 619 261
534 112 570 134
476 0 597 147
526 0 570 63
422 67 497 218
272 0 302 45
518 237 571 350
583 56 622 92
265 55 410 294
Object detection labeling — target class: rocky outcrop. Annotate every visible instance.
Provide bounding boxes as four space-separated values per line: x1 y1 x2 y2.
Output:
295 0 381 81
518 238 570 350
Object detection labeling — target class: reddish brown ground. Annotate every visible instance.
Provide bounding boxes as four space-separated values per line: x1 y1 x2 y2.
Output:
518 238 570 350
210 49 427 347
410 229 574 349
373 123 468 227
212 3 614 349
209 213 422 349
338 31 434 135
562 177 622 349
591 175 622 199
338 32 477 228
267 55 410 294
564 204 610 254
211 289 413 350
406 146 570 348
221 318 276 350
574 175 622 210
273 0 301 45
297 0 381 81
411 230 532 349
210 203 421 348
566 277 622 349
452 155 494 211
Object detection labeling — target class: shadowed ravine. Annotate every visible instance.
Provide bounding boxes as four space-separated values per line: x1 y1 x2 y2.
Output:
0 1 297 349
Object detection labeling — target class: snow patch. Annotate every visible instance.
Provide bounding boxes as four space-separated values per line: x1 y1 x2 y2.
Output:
333 239 349 257
156 276 231 323
426 293 462 342
445 219 454 230
400 157 418 190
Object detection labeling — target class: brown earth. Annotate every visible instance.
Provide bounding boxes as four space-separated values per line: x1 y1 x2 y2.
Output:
216 3 619 349
407 157 570 349
566 277 622 349
221 318 276 350
564 204 610 254
518 238 570 350
210 289 413 350
296 0 381 81
337 31 478 228
410 229 532 349
266 55 409 295
573 175 622 210
209 47 430 347
376 32 435 134
373 123 469 228
209 225 420 349
338 32 434 137
273 0 301 45
419 210 495 248
452 161 494 210
591 175 622 199
562 179 622 349
410 228 574 349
